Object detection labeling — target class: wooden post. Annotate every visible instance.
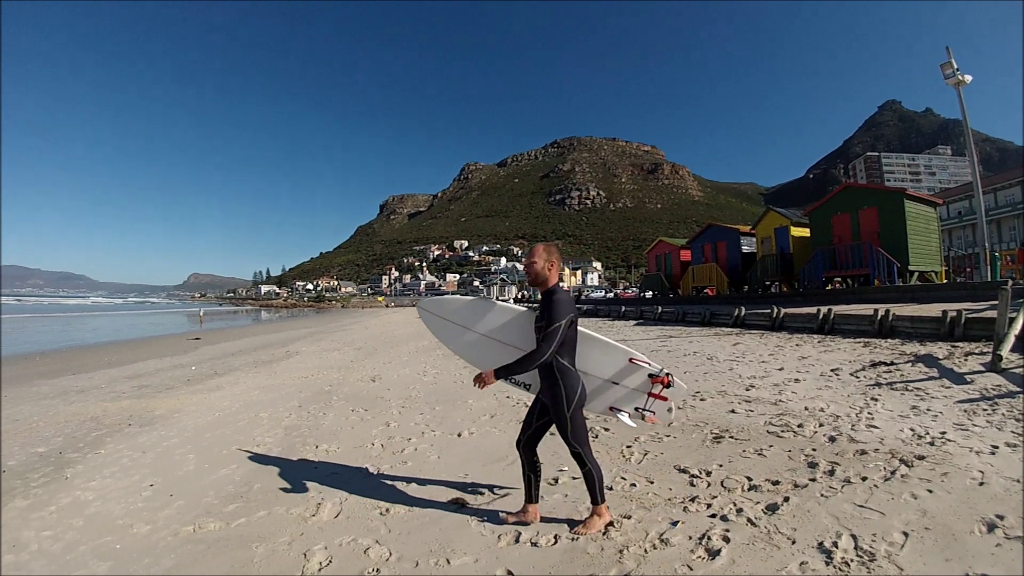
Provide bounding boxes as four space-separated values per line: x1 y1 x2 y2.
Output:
991 306 1024 372
940 310 951 339
953 309 966 341
993 284 1012 345
882 309 894 338
824 308 835 334
729 307 741 327
773 307 785 330
871 308 882 336
815 308 825 333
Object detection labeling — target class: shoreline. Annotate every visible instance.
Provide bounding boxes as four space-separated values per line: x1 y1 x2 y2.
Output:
0 308 367 385
215 296 389 310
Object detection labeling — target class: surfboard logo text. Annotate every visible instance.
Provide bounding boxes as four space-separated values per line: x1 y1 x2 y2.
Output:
504 376 533 392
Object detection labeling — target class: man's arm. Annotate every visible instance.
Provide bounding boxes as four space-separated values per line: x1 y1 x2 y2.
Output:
493 295 575 381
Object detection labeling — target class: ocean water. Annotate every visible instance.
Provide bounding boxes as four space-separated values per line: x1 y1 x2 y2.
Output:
0 294 329 357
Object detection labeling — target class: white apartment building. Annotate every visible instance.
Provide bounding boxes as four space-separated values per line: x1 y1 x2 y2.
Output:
847 145 973 195
934 167 1023 280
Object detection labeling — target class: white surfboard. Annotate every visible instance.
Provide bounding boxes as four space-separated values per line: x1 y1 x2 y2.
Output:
416 295 684 427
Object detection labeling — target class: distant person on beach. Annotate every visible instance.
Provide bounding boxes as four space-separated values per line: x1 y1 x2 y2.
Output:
473 242 613 536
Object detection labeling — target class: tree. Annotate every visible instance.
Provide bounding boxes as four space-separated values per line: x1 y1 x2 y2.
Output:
281 265 287 275
251 270 260 286
256 270 265 284
265 267 272 280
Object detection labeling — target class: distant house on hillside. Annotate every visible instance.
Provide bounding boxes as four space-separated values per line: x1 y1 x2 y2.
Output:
482 275 516 301
257 284 280 297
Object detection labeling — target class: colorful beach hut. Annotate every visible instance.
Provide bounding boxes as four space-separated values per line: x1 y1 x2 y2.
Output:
748 206 813 291
800 182 944 289
682 223 757 295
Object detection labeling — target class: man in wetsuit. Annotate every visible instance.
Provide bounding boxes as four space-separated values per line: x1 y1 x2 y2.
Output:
473 242 613 536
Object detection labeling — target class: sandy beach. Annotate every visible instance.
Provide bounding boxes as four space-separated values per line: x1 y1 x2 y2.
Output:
2 307 1022 575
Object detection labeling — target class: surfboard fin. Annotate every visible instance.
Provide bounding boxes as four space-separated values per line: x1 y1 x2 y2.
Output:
609 406 638 427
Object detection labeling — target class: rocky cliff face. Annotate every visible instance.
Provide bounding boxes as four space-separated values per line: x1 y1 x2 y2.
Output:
376 193 435 224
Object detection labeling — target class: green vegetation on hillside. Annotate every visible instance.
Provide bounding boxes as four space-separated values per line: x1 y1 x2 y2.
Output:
278 137 767 283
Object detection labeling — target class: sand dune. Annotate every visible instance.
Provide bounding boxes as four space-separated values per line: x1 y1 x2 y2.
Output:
2 308 1021 575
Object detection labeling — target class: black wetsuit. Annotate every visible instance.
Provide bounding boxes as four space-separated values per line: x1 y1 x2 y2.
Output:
493 284 606 507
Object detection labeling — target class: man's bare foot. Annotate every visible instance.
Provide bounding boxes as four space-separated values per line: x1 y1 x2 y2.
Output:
500 504 541 525
570 505 613 535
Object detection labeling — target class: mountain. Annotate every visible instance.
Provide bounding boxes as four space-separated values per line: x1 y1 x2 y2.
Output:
0 265 250 294
763 99 1024 209
281 136 767 283
174 273 253 293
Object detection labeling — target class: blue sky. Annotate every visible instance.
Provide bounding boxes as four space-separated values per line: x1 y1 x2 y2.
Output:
2 1 1021 285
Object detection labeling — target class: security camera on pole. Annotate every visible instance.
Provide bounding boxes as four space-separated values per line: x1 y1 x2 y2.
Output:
940 46 991 282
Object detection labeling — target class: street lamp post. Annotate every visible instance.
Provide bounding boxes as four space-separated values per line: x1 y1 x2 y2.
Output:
940 46 992 282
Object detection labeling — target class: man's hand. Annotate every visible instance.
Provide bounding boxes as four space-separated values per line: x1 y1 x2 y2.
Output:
473 370 497 389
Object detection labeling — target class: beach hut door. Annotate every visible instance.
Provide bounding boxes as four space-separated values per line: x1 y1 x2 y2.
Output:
858 207 880 246
773 226 791 254
832 213 853 244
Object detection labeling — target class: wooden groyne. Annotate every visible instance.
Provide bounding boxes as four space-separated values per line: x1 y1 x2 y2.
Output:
514 302 1006 343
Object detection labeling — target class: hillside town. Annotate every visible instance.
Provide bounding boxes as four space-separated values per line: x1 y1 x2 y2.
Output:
231 242 615 302
231 151 1022 305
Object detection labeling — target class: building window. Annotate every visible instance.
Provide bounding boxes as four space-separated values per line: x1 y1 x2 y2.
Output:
1009 221 1019 245
956 232 964 251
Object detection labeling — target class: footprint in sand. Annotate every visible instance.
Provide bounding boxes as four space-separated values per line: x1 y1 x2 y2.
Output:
530 533 560 548
497 530 524 547
469 516 494 537
882 530 910 555
363 541 393 562
621 445 650 465
973 515 1024 540
495 569 515 576
301 544 333 575
309 497 344 522
762 496 791 515
784 558 828 575
691 528 731 562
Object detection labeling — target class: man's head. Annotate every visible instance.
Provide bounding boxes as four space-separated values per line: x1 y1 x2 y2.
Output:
523 242 562 289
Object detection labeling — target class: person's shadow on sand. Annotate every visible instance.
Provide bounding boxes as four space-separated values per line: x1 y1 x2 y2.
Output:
240 449 576 527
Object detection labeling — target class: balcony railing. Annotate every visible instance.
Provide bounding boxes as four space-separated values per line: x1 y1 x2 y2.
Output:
940 200 1023 226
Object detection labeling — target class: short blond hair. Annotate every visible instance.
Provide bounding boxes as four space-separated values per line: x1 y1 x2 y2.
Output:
533 242 563 268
